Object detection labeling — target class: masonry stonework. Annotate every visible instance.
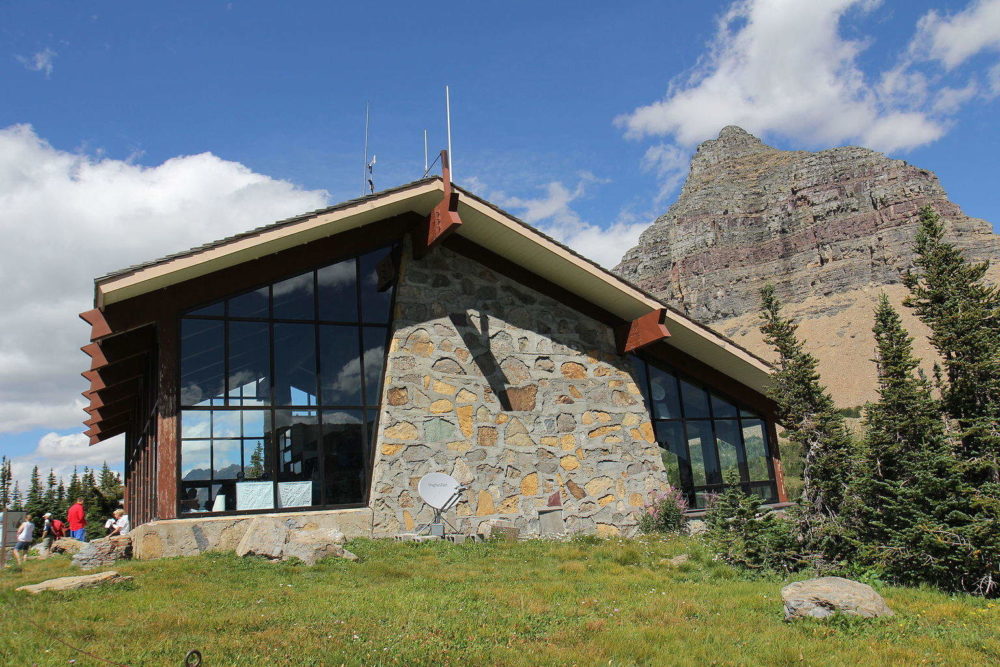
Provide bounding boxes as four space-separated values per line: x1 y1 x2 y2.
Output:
369 240 670 537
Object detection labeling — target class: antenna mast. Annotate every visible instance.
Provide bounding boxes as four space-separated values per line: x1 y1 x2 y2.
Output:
423 130 428 174
445 86 453 185
363 102 370 196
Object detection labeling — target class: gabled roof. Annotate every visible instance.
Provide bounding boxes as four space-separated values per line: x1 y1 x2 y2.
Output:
90 176 772 404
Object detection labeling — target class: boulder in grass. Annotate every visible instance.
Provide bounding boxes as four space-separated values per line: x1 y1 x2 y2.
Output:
236 518 357 565
16 570 132 594
52 537 87 555
781 577 893 620
283 531 358 565
72 536 133 570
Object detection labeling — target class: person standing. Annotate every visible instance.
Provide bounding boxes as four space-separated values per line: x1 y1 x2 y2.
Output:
67 497 87 542
12 514 35 565
39 513 56 555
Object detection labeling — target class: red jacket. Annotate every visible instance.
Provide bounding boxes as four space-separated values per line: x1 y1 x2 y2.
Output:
67 503 86 531
51 519 66 538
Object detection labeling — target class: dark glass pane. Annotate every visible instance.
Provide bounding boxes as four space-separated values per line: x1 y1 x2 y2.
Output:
318 325 362 406
629 357 651 404
274 410 321 507
749 481 778 504
180 319 225 406
742 420 772 482
213 440 242 480
272 271 315 320
180 440 211 482
711 393 738 418
180 411 211 439
180 484 211 513
318 258 358 322
228 286 269 319
686 421 721 486
741 407 759 419
654 421 688 490
322 410 366 505
680 380 710 419
228 321 270 405
363 326 388 405
187 301 224 317
649 366 681 419
274 323 318 406
359 247 395 324
714 419 744 482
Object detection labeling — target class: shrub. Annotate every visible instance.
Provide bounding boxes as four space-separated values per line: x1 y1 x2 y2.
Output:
704 479 803 574
637 487 688 534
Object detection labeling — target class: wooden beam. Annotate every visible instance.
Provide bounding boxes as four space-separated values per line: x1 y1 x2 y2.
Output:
81 343 109 370
616 308 671 354
81 354 147 389
83 377 143 407
86 396 137 422
79 308 112 341
413 151 462 258
83 326 155 370
89 423 127 444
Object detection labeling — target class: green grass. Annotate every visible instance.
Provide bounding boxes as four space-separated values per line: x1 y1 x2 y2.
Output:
2 536 998 666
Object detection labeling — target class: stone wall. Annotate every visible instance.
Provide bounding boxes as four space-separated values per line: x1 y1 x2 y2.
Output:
369 240 668 537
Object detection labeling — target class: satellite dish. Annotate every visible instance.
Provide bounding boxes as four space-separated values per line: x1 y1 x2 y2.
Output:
418 473 462 510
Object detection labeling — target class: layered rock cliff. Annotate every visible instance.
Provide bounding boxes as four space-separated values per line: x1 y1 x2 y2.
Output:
616 126 1000 407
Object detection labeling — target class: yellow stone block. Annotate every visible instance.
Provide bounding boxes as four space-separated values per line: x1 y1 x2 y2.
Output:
560 434 576 450
495 414 509 424
595 524 620 538
598 494 616 506
456 405 474 437
588 424 621 438
430 399 453 413
540 436 558 447
521 472 538 496
560 455 580 471
447 441 471 453
499 495 520 513
380 444 404 456
384 422 418 440
628 493 644 507
403 510 414 531
412 340 434 357
476 490 495 516
623 413 641 427
575 447 586 460
604 435 623 444
456 388 477 403
569 385 583 399
433 380 456 395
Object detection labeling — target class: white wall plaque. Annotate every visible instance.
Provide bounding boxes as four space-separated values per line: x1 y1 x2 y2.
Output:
236 481 274 510
278 481 312 508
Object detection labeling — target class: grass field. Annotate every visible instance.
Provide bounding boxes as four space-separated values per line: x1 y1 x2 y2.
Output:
1 536 998 666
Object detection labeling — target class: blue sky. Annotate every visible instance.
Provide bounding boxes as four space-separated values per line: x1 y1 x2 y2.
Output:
2 0 999 486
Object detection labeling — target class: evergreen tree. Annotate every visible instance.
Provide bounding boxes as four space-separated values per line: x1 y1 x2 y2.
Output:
759 284 855 524
56 479 67 517
43 468 57 511
98 462 118 493
25 466 44 517
0 456 10 510
66 468 81 505
11 481 23 511
903 205 1000 485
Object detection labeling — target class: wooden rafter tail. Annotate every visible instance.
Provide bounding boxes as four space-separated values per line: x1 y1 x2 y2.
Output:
81 342 109 370
616 308 671 355
413 150 462 258
79 308 112 341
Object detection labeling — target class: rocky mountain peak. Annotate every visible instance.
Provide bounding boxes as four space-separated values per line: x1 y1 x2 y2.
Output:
615 129 1000 407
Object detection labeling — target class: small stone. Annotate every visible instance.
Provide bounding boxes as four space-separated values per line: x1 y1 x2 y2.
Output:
430 399 454 413
476 491 496 516
384 421 418 440
585 476 613 496
457 405 474 437
557 413 575 432
477 426 498 447
612 390 636 406
498 495 520 513
598 494 616 506
569 385 583 399
500 358 532 383
380 444 404 456
456 388 477 403
560 362 587 379
560 455 580 471
561 435 576 450
447 441 471 453
433 380 457 395
432 358 465 374
595 524 620 538
521 473 538 495
628 493 644 506
424 418 456 442
566 479 586 500
588 424 621 438
556 395 575 404
387 387 409 406
507 385 538 411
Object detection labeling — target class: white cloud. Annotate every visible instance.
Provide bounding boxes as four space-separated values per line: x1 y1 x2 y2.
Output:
617 0 946 154
0 124 329 436
16 48 57 78
489 174 647 269
913 0 1000 69
8 433 124 491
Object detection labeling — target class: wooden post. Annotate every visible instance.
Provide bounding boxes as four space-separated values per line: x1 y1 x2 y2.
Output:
155 319 179 520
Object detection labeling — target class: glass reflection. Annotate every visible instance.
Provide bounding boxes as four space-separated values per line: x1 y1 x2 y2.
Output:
322 410 365 505
273 271 315 320
359 248 394 323
274 323 317 406
680 380 710 419
742 420 771 481
228 286 269 318
180 319 225 406
362 327 388 405
319 325 362 405
649 366 681 419
318 259 358 322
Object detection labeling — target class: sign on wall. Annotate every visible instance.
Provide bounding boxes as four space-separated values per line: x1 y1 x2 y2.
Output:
1 512 27 548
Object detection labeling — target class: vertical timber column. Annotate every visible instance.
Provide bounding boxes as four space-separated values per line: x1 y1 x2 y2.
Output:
155 318 179 519
768 419 788 503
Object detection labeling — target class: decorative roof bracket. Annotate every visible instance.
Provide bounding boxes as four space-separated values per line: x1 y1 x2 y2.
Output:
616 308 671 355
413 150 462 258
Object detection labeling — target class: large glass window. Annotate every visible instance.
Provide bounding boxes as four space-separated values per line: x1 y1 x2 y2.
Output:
632 356 779 508
178 245 398 514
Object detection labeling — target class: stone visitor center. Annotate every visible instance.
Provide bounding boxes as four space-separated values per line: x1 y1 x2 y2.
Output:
80 157 787 547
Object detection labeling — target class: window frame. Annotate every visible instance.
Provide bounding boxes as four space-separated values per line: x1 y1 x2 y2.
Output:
175 244 399 518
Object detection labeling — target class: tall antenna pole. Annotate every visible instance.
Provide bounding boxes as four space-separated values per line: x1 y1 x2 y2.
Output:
445 86 453 185
423 129 428 174
363 102 370 196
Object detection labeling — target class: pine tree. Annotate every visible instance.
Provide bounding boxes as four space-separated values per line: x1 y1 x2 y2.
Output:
11 481 23 511
903 205 1000 485
43 468 57 512
25 466 44 517
56 479 67 517
98 461 118 493
0 456 11 510
759 284 855 522
66 468 81 505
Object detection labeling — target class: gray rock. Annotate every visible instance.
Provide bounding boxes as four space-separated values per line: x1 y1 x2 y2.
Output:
50 538 87 555
781 577 893 620
282 531 357 565
235 517 288 559
16 570 132 594
72 536 132 570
